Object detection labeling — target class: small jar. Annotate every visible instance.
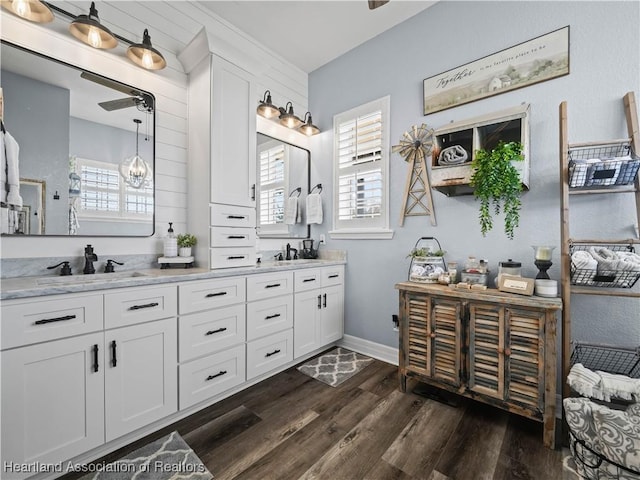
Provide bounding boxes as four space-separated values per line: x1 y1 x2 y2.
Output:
447 261 458 283
465 256 480 272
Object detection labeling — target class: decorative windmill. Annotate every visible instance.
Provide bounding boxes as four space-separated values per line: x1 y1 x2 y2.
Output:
392 123 437 226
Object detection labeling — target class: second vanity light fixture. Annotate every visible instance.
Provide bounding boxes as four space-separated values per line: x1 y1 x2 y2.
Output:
257 90 320 136
1 0 167 71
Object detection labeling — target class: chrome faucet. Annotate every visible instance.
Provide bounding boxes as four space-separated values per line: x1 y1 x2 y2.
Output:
83 244 98 274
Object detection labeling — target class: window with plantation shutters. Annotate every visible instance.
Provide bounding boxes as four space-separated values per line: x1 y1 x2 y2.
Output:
331 96 393 239
257 141 289 234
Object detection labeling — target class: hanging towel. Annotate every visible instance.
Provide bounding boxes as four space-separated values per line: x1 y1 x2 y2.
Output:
3 130 22 207
306 192 323 224
284 196 298 225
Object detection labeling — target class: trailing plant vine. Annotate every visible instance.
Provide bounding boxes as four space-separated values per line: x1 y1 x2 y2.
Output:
470 141 524 239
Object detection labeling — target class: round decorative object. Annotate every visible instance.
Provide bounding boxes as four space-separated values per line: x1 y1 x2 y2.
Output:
392 123 434 163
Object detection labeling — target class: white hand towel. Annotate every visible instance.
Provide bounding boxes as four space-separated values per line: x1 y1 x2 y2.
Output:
306 192 323 224
3 131 22 207
588 246 619 273
567 363 604 400
571 250 598 270
617 251 640 272
284 197 298 225
596 370 640 402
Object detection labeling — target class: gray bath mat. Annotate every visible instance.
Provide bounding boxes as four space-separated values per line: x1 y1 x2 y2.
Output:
297 347 374 387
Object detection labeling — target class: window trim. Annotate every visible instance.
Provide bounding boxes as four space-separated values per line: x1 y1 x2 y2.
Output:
330 95 393 240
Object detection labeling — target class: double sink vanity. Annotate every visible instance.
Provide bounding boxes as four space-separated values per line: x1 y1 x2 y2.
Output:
0 259 345 479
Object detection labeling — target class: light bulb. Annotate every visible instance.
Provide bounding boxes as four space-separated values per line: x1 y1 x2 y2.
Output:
142 50 154 69
88 27 102 48
13 0 31 17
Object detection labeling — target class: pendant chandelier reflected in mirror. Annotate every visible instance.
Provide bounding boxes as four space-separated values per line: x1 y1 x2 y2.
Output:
119 119 152 189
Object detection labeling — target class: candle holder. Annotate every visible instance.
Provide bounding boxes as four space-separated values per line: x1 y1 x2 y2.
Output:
532 245 555 279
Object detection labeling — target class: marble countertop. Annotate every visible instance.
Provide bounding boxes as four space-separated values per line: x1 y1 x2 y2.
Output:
1 259 346 301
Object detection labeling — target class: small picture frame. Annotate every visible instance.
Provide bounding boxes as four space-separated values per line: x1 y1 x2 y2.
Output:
498 274 535 296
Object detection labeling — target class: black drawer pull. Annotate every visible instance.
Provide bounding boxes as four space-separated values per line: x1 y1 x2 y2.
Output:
227 215 246 220
93 344 99 373
206 370 227 381
206 327 227 335
265 349 281 358
323 293 327 308
265 313 281 320
111 340 117 368
328 274 339 278
303 278 316 283
227 235 246 239
128 302 159 311
317 295 322 309
35 314 76 325
206 291 227 298
227 256 245 260
265 283 281 289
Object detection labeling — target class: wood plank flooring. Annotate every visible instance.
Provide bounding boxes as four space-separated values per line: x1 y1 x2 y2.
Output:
60 352 571 480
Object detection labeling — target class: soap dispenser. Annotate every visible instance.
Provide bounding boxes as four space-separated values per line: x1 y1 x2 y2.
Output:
163 222 178 257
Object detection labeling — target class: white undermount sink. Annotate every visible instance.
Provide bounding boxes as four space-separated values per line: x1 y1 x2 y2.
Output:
260 259 321 266
36 271 152 286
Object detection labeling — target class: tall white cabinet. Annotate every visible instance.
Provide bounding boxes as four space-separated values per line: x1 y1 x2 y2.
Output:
182 39 258 269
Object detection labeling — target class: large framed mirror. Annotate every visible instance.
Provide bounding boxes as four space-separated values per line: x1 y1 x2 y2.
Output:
256 133 310 239
0 41 155 237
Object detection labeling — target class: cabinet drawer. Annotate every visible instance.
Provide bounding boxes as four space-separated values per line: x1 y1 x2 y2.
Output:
210 226 256 247
179 344 246 410
1 293 103 349
322 266 344 287
246 296 293 341
246 329 293 380
210 247 256 269
178 277 245 315
247 271 294 301
179 304 246 362
294 268 322 292
210 204 256 228
104 285 177 330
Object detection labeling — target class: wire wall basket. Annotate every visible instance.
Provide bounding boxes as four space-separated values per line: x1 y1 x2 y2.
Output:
570 342 640 378
570 243 640 289
568 141 640 188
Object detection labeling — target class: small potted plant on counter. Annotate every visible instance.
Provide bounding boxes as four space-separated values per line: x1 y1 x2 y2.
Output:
470 141 524 240
177 233 197 257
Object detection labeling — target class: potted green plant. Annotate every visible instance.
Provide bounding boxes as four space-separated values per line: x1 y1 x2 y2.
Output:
470 141 524 240
177 233 197 257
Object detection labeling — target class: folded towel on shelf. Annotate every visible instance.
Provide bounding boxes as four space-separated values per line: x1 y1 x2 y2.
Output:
284 196 298 225
567 363 604 400
306 192 323 224
589 246 619 272
571 250 598 270
617 251 640 272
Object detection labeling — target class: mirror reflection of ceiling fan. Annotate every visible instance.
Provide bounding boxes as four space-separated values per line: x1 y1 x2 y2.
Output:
368 0 390 9
80 71 154 112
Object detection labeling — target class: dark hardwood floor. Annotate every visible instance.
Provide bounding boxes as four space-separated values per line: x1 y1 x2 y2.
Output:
61 352 572 480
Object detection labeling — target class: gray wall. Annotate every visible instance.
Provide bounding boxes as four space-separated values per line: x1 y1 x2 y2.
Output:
2 70 70 234
309 1 640 359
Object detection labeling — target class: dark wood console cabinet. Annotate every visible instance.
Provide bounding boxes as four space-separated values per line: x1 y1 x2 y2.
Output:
396 282 562 449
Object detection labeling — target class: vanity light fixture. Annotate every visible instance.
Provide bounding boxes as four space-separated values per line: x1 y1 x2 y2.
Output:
0 0 53 23
298 112 320 136
257 90 280 119
126 29 166 70
119 119 152 189
68 1 117 49
279 102 302 129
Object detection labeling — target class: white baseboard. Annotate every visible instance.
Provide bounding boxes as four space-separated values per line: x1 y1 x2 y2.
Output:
338 334 398 365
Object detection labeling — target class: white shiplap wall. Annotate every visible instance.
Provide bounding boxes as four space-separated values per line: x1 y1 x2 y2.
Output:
0 1 308 259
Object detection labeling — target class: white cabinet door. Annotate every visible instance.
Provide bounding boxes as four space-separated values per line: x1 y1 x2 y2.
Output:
321 284 344 345
105 318 177 441
1 333 104 476
293 289 322 358
211 56 256 207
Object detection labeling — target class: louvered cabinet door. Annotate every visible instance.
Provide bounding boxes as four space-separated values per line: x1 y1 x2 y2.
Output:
505 307 545 413
468 303 505 399
405 294 432 376
430 297 463 386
